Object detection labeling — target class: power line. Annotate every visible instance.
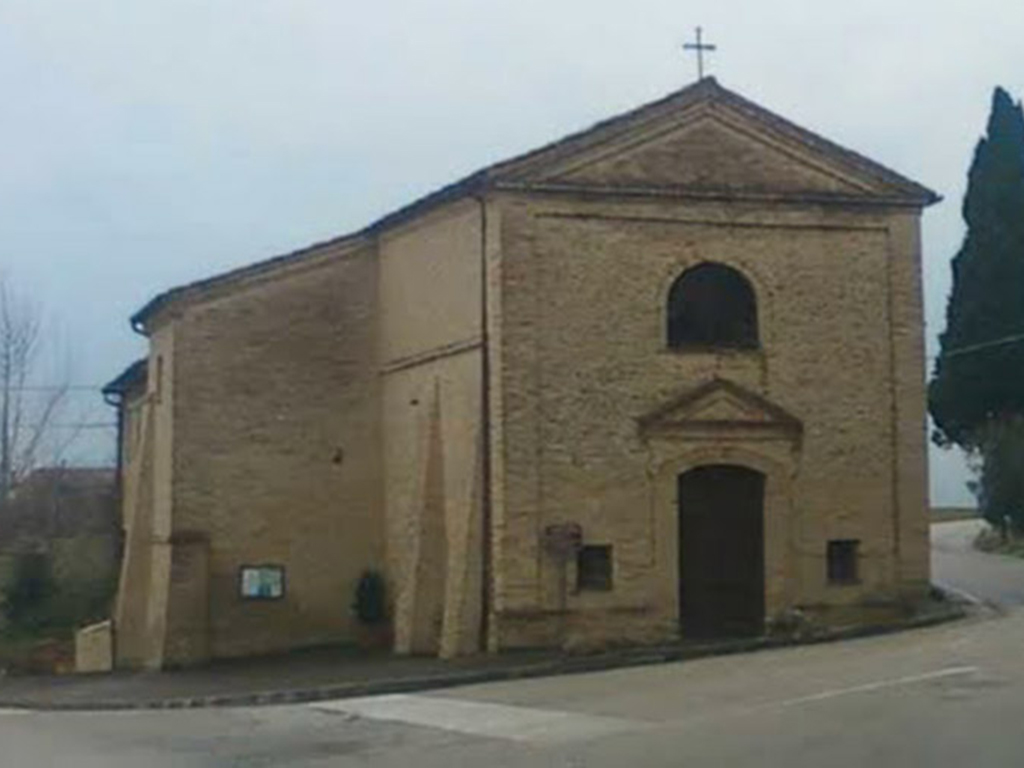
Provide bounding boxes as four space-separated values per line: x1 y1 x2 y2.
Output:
4 385 104 391
940 332 1024 360
8 422 117 431
51 423 117 430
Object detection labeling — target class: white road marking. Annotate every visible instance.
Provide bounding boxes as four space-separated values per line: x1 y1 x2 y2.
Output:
659 665 986 733
933 581 986 606
311 693 640 745
0 708 30 715
771 665 980 708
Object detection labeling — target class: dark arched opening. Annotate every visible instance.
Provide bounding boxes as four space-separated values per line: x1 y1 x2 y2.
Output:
667 263 759 349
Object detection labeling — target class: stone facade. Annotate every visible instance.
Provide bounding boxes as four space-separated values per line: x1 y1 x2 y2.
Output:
107 78 937 668
75 620 114 673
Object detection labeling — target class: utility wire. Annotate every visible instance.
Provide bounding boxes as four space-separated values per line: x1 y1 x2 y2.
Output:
4 385 103 391
50 423 116 430
940 332 1024 360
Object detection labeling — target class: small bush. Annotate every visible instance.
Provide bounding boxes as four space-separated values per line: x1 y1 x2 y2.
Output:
975 525 1024 558
353 570 387 625
2 553 56 629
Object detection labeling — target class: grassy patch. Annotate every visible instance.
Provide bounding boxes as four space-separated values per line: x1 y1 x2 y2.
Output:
974 526 1024 558
0 550 116 675
0 625 75 675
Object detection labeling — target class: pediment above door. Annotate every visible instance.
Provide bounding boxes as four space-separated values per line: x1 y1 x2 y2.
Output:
637 378 802 443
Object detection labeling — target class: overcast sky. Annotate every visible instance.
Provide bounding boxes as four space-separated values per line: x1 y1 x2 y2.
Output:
2 0 1021 504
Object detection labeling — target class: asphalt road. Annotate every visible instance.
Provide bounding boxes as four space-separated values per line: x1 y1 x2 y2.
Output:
2 520 1023 768
931 518 1024 606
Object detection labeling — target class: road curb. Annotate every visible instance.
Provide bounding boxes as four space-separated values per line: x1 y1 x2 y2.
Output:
0 601 970 712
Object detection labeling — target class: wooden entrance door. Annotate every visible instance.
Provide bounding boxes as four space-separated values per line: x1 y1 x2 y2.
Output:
678 465 765 638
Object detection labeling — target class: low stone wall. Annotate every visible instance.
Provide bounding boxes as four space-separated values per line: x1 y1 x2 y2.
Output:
931 507 980 523
75 620 113 673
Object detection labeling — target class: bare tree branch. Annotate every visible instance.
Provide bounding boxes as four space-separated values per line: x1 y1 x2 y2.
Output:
0 274 76 506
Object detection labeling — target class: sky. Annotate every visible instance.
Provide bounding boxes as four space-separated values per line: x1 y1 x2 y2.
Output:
2 0 1021 504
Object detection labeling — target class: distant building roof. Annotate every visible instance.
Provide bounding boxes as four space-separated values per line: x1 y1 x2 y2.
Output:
102 359 147 399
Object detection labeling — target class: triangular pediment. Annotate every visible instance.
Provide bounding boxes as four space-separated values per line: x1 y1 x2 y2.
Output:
492 79 937 206
540 114 873 196
638 379 802 439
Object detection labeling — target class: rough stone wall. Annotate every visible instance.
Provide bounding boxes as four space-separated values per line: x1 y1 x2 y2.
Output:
379 201 486 658
113 330 171 669
144 323 176 669
887 212 931 594
111 89 931 661
491 190 928 649
554 116 864 196
75 620 114 673
162 535 210 666
168 243 384 660
113 401 148 667
112 388 152 668
119 199 489 665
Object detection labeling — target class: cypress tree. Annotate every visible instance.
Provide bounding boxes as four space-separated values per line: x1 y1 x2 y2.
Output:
930 86 1024 529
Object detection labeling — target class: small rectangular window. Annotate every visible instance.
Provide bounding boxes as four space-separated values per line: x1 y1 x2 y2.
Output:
577 545 613 591
827 540 859 584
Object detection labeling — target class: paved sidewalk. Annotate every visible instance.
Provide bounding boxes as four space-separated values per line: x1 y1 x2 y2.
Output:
0 600 969 711
0 645 560 710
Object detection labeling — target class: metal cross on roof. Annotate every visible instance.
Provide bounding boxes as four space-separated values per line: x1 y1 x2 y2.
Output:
683 26 716 81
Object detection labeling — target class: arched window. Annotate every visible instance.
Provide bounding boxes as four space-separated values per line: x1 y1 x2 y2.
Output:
667 263 759 349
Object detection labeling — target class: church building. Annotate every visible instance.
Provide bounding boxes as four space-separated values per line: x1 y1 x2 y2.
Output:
104 77 938 669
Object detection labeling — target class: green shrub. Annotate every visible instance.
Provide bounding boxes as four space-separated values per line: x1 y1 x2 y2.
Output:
2 553 56 629
353 570 387 625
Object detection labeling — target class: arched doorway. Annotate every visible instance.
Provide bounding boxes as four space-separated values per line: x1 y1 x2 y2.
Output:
678 464 765 638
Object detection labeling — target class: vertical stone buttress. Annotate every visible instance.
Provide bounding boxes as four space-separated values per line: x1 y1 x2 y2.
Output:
395 383 448 654
438 415 485 658
113 401 155 667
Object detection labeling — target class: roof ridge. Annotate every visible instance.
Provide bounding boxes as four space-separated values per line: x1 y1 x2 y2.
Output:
710 85 939 201
130 77 938 330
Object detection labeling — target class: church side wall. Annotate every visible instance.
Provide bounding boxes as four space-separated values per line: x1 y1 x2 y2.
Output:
110 323 175 669
170 243 384 661
378 199 486 657
493 193 912 649
887 212 930 594
150 324 180 668
112 386 156 668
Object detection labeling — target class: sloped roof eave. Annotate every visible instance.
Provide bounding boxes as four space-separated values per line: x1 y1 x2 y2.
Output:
130 170 491 332
130 77 939 331
491 179 938 208
102 358 148 398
